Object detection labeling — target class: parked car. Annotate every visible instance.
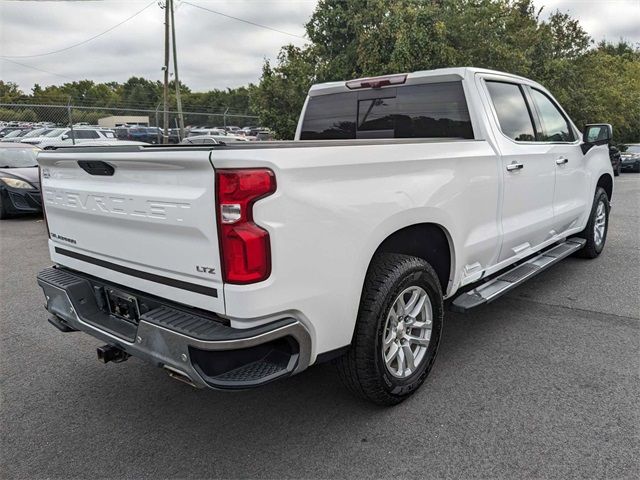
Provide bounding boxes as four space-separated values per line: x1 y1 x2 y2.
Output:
609 145 621 176
36 67 613 405
125 126 161 144
0 126 23 138
181 136 219 145
0 143 41 218
187 128 226 137
21 128 116 149
620 144 640 172
254 130 274 141
0 129 31 142
1 128 53 143
246 127 270 136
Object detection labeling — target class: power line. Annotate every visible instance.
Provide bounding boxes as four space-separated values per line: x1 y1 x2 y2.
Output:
0 1 156 59
0 58 74 81
181 1 307 40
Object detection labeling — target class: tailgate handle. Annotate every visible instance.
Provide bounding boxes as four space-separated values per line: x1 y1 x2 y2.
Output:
78 160 115 176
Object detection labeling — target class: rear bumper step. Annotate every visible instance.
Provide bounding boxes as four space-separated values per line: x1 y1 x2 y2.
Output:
450 238 586 313
37 266 311 389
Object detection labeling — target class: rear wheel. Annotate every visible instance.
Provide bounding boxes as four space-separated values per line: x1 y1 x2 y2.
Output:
336 253 443 405
576 187 609 259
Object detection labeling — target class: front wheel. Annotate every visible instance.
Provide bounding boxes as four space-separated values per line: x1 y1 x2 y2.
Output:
336 253 443 405
576 187 610 258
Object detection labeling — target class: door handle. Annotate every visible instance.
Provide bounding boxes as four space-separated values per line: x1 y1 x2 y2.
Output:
506 162 524 171
556 157 569 165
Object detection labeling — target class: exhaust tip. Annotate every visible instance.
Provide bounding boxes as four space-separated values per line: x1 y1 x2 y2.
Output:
163 365 199 388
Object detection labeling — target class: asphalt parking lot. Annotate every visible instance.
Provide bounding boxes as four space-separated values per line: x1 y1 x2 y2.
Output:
1 175 638 479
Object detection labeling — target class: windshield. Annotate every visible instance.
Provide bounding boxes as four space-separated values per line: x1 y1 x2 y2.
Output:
44 128 67 137
625 145 640 154
2 130 25 139
0 147 39 168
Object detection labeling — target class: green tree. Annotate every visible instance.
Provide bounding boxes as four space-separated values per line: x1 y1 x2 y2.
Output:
118 77 162 107
250 46 316 138
552 44 640 144
0 81 23 102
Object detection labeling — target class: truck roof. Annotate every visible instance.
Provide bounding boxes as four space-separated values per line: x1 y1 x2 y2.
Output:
308 67 535 97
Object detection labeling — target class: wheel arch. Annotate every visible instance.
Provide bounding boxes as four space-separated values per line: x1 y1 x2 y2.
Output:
371 223 454 295
596 173 613 201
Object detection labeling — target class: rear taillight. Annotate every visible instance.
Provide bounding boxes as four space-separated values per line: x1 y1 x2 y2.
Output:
216 169 276 284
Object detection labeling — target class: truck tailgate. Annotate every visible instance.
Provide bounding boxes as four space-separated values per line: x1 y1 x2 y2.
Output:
38 150 224 313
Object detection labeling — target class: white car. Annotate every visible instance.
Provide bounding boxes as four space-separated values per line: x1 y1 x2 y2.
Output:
187 128 226 137
21 128 116 148
36 68 613 405
0 128 55 143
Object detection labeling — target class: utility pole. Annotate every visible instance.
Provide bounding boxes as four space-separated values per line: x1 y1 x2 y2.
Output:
169 0 185 140
162 0 170 144
67 97 75 145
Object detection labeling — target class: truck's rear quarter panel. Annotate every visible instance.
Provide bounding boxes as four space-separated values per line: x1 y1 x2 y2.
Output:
209 140 500 358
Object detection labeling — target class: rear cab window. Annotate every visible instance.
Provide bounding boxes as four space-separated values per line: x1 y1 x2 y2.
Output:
300 81 474 140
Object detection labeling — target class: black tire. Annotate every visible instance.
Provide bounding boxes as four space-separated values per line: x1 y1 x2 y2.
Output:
336 253 443 406
614 164 620 176
576 187 610 259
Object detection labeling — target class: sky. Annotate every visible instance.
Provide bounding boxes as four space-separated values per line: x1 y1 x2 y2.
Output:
1 0 639 94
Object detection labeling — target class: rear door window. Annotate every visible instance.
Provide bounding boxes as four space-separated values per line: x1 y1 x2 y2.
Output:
300 81 473 140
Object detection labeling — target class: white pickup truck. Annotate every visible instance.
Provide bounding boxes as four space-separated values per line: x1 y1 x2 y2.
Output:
37 68 613 405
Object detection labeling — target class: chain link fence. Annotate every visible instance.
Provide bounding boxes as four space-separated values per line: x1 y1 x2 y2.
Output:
0 100 260 141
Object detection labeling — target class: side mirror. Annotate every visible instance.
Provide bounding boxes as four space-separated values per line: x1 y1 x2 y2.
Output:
582 124 612 153
61 134 69 141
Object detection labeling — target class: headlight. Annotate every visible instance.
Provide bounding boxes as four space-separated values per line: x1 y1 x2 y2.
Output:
1 177 35 189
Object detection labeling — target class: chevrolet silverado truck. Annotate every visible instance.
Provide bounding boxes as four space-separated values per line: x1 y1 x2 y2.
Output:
36 68 614 405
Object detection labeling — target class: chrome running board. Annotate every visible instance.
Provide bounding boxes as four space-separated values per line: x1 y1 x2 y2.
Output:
450 238 586 313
